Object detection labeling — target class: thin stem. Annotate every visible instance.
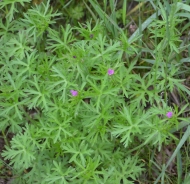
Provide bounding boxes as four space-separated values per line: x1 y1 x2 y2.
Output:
1 131 9 147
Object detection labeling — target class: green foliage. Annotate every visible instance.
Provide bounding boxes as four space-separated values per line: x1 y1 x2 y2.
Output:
68 5 84 20
20 0 61 43
0 0 190 183
2 128 37 170
0 0 31 23
148 2 184 53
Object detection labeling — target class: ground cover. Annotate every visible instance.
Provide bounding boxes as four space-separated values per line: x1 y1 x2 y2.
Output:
0 0 190 183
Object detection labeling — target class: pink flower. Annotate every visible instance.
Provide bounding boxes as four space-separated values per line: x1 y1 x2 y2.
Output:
70 90 78 96
108 69 114 75
166 111 173 118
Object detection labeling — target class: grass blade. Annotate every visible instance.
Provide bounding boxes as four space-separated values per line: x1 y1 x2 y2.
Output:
154 126 190 184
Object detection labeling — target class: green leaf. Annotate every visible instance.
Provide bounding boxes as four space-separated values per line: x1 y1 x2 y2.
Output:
2 130 37 170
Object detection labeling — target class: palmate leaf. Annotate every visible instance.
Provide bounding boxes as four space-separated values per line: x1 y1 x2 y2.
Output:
46 24 75 53
68 5 84 20
46 29 70 52
0 74 27 120
113 156 145 183
91 139 113 161
86 75 121 111
0 19 17 39
129 74 162 107
48 96 70 117
48 66 76 101
111 124 135 147
42 114 73 143
11 51 38 78
21 154 53 184
73 156 101 182
91 35 120 61
111 106 146 147
142 112 178 151
20 0 61 42
81 97 114 126
2 130 37 170
98 167 115 184
24 75 50 110
61 140 93 167
0 92 27 120
6 30 34 59
77 20 104 40
0 114 23 133
43 160 75 184
3 73 27 99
